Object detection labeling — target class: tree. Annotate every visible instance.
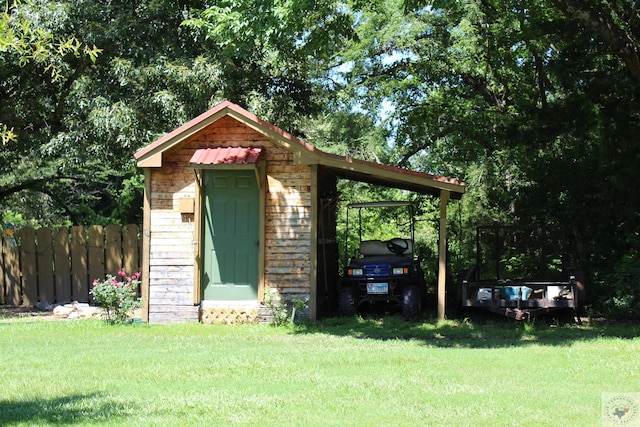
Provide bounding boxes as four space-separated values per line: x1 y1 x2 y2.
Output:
0 0 221 225
3 0 640 317
551 0 640 84
1 0 357 226
182 0 357 132
331 0 640 315
1 0 102 224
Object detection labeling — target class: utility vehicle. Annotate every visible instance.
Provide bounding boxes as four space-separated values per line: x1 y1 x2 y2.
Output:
337 201 427 319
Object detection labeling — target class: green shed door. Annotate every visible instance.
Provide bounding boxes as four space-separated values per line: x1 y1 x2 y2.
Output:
202 169 259 300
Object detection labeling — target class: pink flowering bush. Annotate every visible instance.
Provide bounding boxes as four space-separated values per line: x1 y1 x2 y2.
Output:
90 271 142 324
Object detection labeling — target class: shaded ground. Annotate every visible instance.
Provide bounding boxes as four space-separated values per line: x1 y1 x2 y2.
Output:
0 305 60 321
0 305 142 322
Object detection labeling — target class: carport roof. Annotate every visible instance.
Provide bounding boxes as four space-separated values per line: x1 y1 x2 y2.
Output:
134 101 466 198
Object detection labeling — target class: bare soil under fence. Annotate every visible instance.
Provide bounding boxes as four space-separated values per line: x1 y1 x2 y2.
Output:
0 306 59 321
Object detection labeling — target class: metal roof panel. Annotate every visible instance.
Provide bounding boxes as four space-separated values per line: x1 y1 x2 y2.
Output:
189 147 263 165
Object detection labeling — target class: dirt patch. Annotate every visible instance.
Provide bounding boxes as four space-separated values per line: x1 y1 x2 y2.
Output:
1 305 141 322
0 305 59 321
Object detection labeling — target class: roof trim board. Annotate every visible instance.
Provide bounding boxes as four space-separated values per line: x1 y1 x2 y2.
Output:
134 101 466 197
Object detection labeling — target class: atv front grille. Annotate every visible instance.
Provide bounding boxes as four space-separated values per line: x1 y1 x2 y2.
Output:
363 264 391 277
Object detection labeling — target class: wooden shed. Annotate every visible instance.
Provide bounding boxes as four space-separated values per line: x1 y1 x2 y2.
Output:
134 101 465 323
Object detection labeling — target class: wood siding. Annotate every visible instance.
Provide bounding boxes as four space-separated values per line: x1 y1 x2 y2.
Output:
147 164 199 323
146 116 312 323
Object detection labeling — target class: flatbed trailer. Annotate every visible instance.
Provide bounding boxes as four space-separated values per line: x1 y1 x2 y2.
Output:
457 225 584 321
460 277 580 321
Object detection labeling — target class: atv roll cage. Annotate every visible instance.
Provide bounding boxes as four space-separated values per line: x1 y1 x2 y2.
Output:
342 201 416 266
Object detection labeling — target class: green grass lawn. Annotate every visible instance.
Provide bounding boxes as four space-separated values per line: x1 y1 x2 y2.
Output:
0 315 638 426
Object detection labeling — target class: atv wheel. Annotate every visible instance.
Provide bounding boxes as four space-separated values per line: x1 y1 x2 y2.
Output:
402 285 421 319
338 287 357 316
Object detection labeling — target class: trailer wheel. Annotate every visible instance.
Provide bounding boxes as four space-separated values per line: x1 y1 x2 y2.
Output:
338 287 357 316
402 285 421 320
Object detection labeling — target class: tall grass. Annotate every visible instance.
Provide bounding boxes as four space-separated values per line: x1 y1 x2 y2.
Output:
0 316 638 426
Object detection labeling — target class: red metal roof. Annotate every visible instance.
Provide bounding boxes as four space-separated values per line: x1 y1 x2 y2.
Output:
189 147 263 165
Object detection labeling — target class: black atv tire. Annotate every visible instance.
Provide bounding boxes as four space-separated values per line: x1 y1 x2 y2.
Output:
402 285 421 320
338 287 357 316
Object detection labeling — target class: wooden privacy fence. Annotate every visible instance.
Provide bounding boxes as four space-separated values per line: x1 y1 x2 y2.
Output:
1 224 141 306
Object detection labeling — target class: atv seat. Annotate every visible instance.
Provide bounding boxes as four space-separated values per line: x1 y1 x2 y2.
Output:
359 239 413 257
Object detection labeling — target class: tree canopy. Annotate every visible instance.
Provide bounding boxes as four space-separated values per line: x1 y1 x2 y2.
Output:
2 0 640 318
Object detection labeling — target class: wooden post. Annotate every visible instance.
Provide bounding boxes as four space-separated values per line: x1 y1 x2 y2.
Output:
54 227 71 303
122 224 139 276
37 227 54 304
20 227 37 306
71 226 88 302
192 169 202 306
87 225 105 299
257 161 266 304
437 190 450 321
309 164 318 322
1 236 6 305
8 240 20 306
141 168 151 322
105 224 122 275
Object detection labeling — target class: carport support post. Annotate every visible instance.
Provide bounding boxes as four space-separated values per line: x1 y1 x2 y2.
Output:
437 190 450 321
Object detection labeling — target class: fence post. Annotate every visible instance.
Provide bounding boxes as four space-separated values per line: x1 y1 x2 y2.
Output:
54 227 71 303
7 239 20 306
105 224 122 276
87 225 104 303
20 227 37 306
0 240 5 305
71 226 89 302
0 226 19 305
123 224 139 275
37 227 54 304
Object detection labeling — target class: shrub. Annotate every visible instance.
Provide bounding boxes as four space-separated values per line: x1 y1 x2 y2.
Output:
263 287 309 326
263 287 289 326
90 271 142 324
591 250 640 321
